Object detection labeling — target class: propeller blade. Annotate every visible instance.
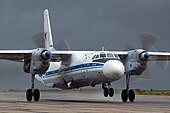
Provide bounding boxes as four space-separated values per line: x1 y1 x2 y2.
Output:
151 47 169 70
32 32 44 48
55 38 70 51
140 32 158 50
122 43 135 51
32 32 70 51
136 68 152 80
131 68 152 82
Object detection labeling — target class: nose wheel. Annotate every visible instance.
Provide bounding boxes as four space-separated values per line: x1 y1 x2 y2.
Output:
121 75 135 102
26 75 40 102
102 83 114 97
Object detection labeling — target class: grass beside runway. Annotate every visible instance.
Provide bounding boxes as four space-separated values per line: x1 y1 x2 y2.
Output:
135 89 170 96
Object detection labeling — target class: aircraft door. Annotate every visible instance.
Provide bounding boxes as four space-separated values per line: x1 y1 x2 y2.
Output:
81 54 88 78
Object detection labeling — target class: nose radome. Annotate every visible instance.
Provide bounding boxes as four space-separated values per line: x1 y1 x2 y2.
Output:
103 60 125 80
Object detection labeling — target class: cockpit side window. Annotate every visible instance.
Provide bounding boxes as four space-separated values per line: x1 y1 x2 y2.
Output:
107 53 113 58
114 53 120 59
100 53 106 58
96 54 99 59
92 55 96 60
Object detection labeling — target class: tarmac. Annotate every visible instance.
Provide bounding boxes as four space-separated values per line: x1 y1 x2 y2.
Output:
0 89 169 113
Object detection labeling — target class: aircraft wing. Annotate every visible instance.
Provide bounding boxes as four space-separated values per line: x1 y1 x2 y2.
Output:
0 50 72 63
0 50 32 62
51 51 72 64
114 51 128 61
147 52 170 61
0 50 169 63
0 50 72 62
115 51 170 61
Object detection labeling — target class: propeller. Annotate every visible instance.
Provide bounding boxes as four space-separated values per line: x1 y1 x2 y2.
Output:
123 32 158 81
32 32 70 51
140 32 169 69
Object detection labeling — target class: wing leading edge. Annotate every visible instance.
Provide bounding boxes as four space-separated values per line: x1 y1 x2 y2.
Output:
0 50 33 62
0 50 72 65
115 51 170 61
148 52 170 61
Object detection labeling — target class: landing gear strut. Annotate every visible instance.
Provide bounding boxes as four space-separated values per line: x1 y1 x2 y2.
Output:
26 74 40 102
102 82 114 97
121 75 135 102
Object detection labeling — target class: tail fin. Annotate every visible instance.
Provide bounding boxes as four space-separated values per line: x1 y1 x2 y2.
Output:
44 9 54 50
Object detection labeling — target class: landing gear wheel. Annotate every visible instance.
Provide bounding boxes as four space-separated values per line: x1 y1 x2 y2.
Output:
104 88 109 97
26 89 32 102
33 89 40 102
129 89 135 102
109 88 114 97
121 89 128 102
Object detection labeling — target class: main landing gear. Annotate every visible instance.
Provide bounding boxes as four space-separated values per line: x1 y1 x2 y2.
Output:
102 82 114 97
121 75 135 102
26 75 40 102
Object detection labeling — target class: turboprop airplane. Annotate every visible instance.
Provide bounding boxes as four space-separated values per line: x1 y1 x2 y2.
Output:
1 9 170 102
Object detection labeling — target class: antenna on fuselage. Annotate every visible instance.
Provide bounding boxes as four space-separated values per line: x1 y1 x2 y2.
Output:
102 46 106 51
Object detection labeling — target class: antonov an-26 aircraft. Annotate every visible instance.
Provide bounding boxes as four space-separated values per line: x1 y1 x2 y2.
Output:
1 9 170 102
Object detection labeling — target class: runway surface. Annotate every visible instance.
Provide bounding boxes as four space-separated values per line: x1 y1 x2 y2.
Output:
0 89 169 113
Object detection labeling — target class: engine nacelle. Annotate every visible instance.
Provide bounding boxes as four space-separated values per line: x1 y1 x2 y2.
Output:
124 49 149 75
26 48 51 74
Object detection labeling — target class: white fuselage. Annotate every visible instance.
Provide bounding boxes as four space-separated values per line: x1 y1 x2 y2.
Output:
35 51 124 89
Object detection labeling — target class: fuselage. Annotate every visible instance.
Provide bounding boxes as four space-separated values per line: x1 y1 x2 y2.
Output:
35 51 125 89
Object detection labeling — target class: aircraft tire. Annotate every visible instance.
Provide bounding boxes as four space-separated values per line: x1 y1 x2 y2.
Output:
109 88 114 97
104 88 109 97
129 89 135 102
26 89 32 102
121 89 128 102
33 89 40 102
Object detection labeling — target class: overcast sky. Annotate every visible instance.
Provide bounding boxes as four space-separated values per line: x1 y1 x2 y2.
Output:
0 0 169 90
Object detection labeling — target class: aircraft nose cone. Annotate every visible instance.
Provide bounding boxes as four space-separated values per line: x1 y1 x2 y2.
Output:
103 60 125 80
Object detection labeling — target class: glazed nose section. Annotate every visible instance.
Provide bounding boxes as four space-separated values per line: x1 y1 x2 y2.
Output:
103 60 125 80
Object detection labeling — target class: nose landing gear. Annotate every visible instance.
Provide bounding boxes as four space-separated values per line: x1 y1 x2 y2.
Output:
102 82 114 97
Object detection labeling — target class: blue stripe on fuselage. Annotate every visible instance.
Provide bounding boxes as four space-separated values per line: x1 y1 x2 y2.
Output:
38 63 104 78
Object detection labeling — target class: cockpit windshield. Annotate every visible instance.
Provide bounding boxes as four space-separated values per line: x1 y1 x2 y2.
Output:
100 53 106 58
107 53 113 58
91 51 120 63
92 51 120 60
